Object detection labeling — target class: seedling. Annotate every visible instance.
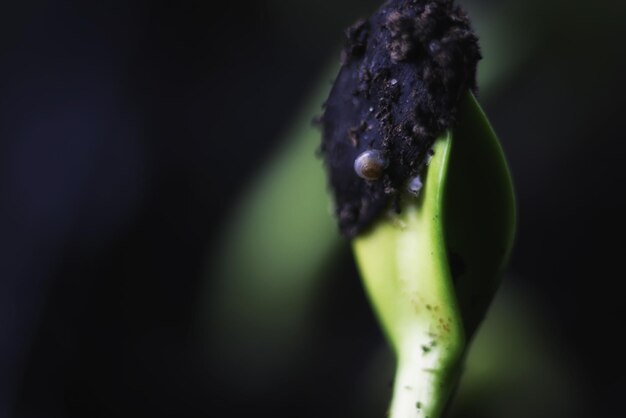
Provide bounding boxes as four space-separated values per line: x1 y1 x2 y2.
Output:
320 1 515 416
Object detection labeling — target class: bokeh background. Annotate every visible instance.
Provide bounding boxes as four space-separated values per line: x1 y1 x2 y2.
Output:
1 0 625 417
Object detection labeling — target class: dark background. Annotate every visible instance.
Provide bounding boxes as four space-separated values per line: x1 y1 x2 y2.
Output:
1 1 625 417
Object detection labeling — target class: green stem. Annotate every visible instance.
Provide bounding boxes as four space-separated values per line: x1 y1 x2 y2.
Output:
353 134 464 417
352 92 515 417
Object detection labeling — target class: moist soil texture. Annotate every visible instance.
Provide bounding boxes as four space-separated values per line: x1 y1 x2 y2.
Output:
320 0 481 237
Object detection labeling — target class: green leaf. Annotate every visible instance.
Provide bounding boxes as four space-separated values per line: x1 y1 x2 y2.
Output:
352 92 515 418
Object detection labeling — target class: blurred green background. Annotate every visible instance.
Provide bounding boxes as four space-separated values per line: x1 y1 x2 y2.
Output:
1 1 624 417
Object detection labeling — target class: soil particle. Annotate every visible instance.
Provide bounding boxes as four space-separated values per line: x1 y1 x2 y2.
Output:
341 19 371 65
320 0 481 237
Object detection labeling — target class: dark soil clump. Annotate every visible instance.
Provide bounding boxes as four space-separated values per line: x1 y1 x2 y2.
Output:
320 0 481 237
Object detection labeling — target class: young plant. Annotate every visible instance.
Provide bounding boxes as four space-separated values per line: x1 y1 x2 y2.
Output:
320 1 515 416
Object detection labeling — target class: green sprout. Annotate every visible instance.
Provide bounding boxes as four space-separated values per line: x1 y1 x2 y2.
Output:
353 92 515 417
317 2 516 414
